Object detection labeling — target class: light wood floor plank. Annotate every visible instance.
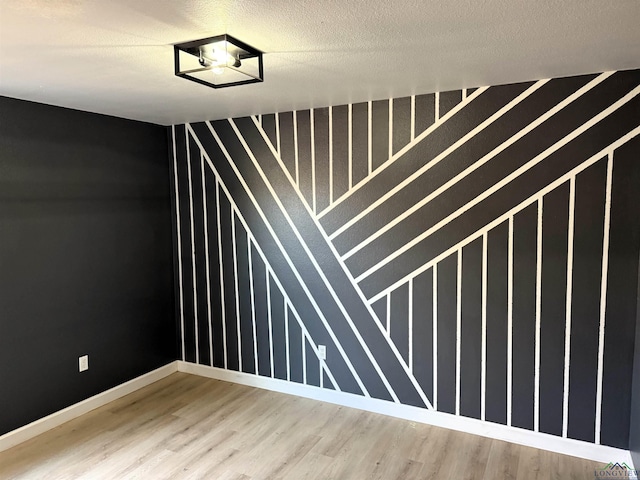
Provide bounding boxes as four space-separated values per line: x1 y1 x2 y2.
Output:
0 373 604 479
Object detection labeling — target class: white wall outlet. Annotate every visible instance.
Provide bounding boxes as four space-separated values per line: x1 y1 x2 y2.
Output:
79 355 89 372
318 345 326 360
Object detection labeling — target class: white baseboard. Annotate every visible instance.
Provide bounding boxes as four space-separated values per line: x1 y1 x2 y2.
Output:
0 361 178 453
2 360 632 469
178 361 633 466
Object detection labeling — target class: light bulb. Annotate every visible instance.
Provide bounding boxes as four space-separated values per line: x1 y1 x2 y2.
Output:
212 49 229 65
198 44 240 76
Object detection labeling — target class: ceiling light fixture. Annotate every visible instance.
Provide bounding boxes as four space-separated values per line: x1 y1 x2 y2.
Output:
174 34 263 89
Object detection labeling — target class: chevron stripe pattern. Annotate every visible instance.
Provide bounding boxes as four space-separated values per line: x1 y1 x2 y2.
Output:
171 69 640 449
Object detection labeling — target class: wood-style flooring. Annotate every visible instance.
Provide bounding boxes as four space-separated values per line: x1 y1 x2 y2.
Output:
0 373 603 479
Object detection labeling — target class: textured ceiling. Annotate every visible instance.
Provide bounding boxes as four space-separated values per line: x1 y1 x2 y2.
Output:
1 0 639 126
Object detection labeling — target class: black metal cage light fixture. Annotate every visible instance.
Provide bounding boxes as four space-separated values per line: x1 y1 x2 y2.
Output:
174 34 263 89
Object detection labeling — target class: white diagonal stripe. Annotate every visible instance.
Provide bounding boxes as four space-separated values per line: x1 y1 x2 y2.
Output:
186 125 342 391
251 117 434 409
192 123 358 396
228 119 400 401
367 125 640 304
318 87 488 220
331 82 545 242
356 85 640 285
341 73 613 260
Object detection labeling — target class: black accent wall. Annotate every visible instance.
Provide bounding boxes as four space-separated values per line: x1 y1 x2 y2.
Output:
631 258 640 467
0 97 176 436
172 70 640 450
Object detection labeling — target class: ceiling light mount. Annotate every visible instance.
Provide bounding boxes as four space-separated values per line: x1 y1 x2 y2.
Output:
174 34 263 89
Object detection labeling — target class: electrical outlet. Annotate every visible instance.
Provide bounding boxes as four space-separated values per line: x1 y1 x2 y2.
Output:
318 345 326 360
79 355 89 372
